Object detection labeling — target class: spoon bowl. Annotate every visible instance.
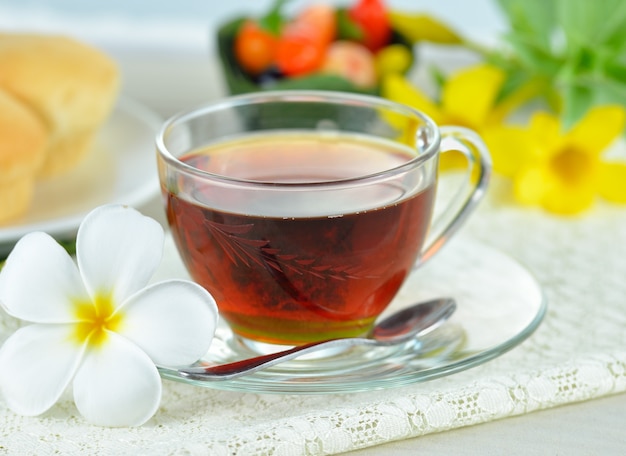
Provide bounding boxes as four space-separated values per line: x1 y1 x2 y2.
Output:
178 297 456 381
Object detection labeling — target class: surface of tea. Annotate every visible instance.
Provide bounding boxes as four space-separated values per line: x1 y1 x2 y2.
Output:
166 132 436 344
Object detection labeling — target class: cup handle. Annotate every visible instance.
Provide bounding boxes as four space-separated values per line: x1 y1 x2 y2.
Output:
416 126 492 266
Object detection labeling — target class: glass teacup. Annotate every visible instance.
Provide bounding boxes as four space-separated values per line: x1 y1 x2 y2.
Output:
156 91 491 347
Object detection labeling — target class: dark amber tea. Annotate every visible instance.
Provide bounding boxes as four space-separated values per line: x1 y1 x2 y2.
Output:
166 132 435 345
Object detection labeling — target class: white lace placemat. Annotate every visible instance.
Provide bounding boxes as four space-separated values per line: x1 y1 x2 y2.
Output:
2 180 626 455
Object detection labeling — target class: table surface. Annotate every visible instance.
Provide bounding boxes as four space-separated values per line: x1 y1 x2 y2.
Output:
114 51 626 456
1 2 626 454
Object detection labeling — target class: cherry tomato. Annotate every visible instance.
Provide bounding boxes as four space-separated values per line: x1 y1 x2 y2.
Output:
348 0 391 52
275 36 326 76
294 3 336 47
275 4 336 77
234 20 277 76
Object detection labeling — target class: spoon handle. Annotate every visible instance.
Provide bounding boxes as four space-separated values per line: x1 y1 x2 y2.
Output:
178 337 375 381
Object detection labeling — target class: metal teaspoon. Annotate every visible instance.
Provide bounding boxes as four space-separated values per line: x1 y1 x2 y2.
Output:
177 297 456 381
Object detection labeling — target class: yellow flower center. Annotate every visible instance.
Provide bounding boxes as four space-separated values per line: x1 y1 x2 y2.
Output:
73 293 122 347
549 147 593 185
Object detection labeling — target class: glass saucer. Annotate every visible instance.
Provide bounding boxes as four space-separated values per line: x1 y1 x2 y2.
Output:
158 237 546 393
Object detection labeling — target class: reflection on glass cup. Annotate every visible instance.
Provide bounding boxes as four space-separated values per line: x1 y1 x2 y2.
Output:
156 91 491 347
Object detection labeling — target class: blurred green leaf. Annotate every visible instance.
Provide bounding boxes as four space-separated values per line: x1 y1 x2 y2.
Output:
496 68 532 103
559 83 595 130
429 65 446 100
503 34 562 76
606 61 626 81
336 8 364 41
595 80 626 107
557 56 626 128
494 0 565 114
557 0 626 50
259 0 290 35
496 0 556 50
493 0 626 127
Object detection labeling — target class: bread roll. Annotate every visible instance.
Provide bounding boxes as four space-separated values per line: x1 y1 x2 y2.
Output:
0 88 48 223
0 33 119 177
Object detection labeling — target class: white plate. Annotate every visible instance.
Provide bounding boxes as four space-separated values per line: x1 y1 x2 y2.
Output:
0 97 162 253
159 237 547 394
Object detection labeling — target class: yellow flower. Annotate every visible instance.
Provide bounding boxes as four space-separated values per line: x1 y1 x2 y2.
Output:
389 12 464 45
512 106 626 214
381 63 626 215
382 64 501 128
381 64 530 171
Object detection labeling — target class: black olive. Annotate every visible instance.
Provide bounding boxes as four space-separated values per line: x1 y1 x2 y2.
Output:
255 65 285 87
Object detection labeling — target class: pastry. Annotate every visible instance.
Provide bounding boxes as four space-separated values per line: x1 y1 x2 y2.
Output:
0 33 120 177
0 88 48 223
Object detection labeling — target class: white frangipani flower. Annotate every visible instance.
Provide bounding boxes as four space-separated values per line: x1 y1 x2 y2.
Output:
0 205 218 427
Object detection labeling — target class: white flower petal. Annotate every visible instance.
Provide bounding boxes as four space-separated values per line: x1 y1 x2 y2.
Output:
117 280 218 367
73 332 162 427
0 232 88 323
0 324 84 416
76 205 164 306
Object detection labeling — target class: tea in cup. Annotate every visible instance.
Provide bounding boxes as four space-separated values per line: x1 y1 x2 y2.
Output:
157 91 491 346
